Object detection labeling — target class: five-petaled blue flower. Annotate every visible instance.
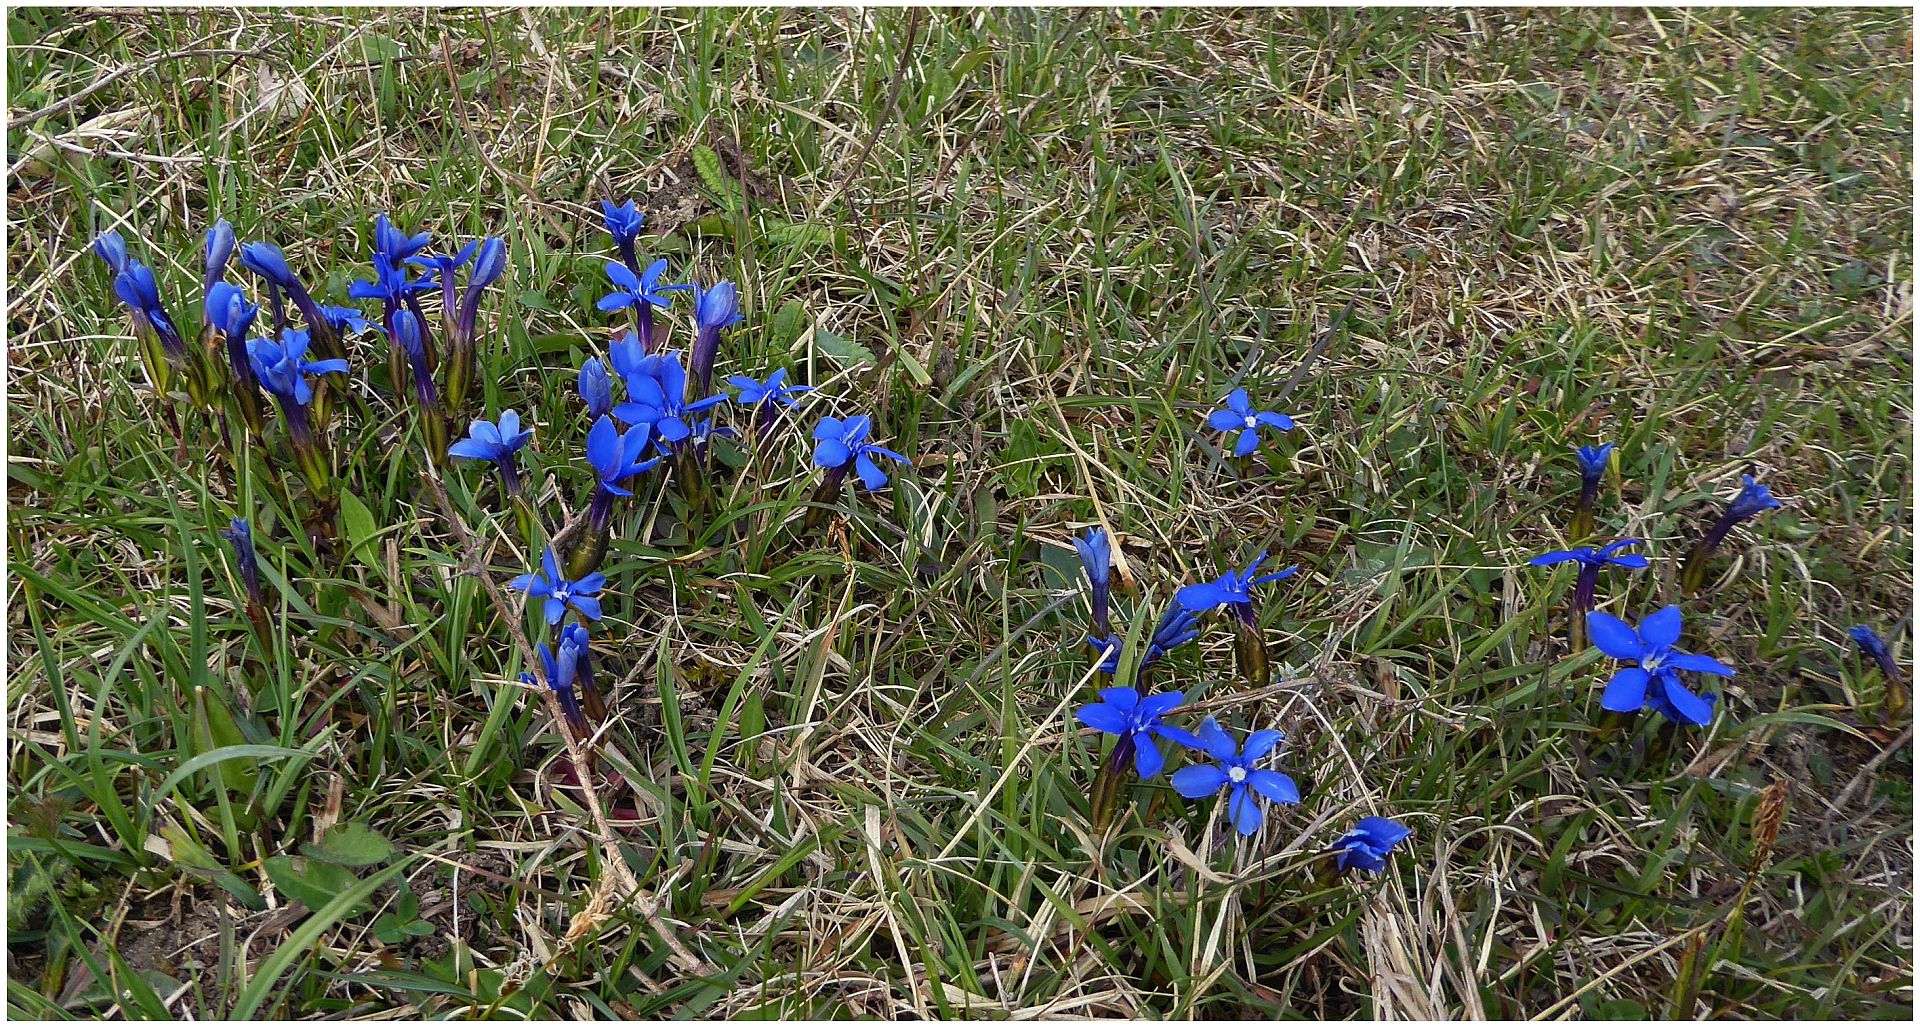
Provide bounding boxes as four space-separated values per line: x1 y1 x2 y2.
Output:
1724 475 1782 523
372 212 432 268
1074 687 1201 779
1528 538 1648 571
585 414 661 497
812 414 910 489
729 368 811 409
510 546 606 625
1587 605 1734 726
1206 388 1296 458
1170 717 1301 836
578 357 613 419
1176 551 1298 623
449 410 533 493
612 352 726 444
601 199 645 268
1087 603 1202 675
1576 443 1615 487
246 328 348 404
1331 817 1413 874
598 258 687 314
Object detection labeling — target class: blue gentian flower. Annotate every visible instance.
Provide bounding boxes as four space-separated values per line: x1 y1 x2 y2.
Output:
688 279 743 397
392 308 436 406
612 352 726 445
204 281 259 343
601 199 645 270
204 219 236 291
220 517 267 609
811 414 910 490
1087 603 1202 675
1175 551 1298 624
1331 817 1413 874
1074 687 1202 778
1530 538 1647 615
1848 625 1902 682
372 212 432 268
239 240 339 347
409 239 478 316
585 414 659 496
562 620 598 717
537 633 589 734
578 357 613 419
92 231 129 274
1170 717 1301 836
348 257 433 305
110 260 187 358
1587 605 1734 726
453 236 506 342
1723 475 1782 524
449 410 533 495
246 328 347 406
598 258 687 313
1682 475 1784 592
1576 443 1614 489
1206 388 1296 458
730 368 812 437
509 546 606 625
1074 527 1113 636
317 304 375 337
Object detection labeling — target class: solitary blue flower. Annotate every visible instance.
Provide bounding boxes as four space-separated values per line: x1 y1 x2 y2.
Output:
730 368 811 437
598 258 687 314
1074 527 1113 635
246 328 348 406
220 517 267 610
812 414 910 490
585 414 660 496
613 352 727 445
578 357 613 419
1849 625 1902 682
1723 475 1782 523
509 546 606 625
1170 717 1301 836
92 231 129 274
1530 538 1647 617
1681 475 1783 592
1206 388 1296 458
1331 817 1413 874
449 410 533 495
602 199 646 270
371 212 432 268
1074 687 1202 779
204 219 236 291
1176 551 1298 624
1576 443 1615 489
110 260 187 358
1588 605 1733 726
1087 603 1202 675
536 633 589 734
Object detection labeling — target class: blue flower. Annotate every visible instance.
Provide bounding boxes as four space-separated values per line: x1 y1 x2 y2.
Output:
1206 388 1296 458
1074 687 1201 778
237 241 301 292
1848 624 1902 681
1175 551 1297 621
602 199 645 268
204 219 236 289
811 414 910 489
693 280 743 332
348 258 433 304
562 620 596 703
246 328 348 405
220 517 266 608
537 631 589 734
109 260 185 355
1170 717 1301 836
1725 475 1782 522
729 368 811 409
613 352 726 444
1528 538 1648 570
454 236 507 341
1576 443 1615 486
372 212 432 268
317 304 374 337
584 414 661 498
1587 605 1734 726
1074 527 1113 634
1087 603 1202 675
509 546 606 625
449 410 533 491
92 231 129 274
204 282 259 342
393 308 436 405
598 258 687 313
409 240 478 285
1331 816 1413 873
578 358 613 419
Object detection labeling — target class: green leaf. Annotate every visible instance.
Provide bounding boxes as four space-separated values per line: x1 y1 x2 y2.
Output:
232 855 417 1018
770 300 808 349
765 220 834 251
815 328 875 367
303 822 394 868
264 855 365 914
339 491 379 566
692 144 741 212
357 34 406 62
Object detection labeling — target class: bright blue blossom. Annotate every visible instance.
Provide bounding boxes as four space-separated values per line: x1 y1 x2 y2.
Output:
109 260 186 357
1170 717 1300 836
1086 605 1204 676
602 199 645 269
537 631 589 733
204 282 259 342
245 328 347 405
92 231 129 274
1074 687 1202 779
1176 551 1297 623
1529 538 1647 570
613 352 726 445
811 414 910 490
240 240 338 343
1206 388 1295 457
454 236 506 341
1588 605 1734 726
598 258 687 314
729 368 811 409
410 240 478 314
1332 817 1413 874
1074 527 1113 635
578 358 613 419
1576 443 1614 486
393 308 436 406
562 621 597 710
348 257 433 305
372 212 432 268
585 414 661 499
509 546 606 625
688 280 742 396
1849 625 1902 681
449 410 533 493
317 304 374 337
1723 475 1782 523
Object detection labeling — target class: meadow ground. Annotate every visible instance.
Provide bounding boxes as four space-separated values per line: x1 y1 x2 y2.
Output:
5 7 1913 1019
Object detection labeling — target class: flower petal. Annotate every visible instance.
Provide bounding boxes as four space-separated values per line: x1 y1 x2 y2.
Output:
1171 763 1228 799
1207 409 1243 432
1600 667 1651 712
570 595 603 622
1528 550 1580 566
1195 717 1238 763
1639 605 1683 648
1135 691 1184 722
1233 428 1260 457
1076 703 1128 735
1132 736 1165 779
1175 580 1235 613
1228 786 1264 836
854 453 890 490
1587 612 1642 660
1246 769 1300 805
1666 651 1735 677
1242 729 1284 761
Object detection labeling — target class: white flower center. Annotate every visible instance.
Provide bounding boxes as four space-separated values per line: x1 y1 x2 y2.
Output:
1228 766 1247 783
553 585 571 603
1243 415 1259 429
